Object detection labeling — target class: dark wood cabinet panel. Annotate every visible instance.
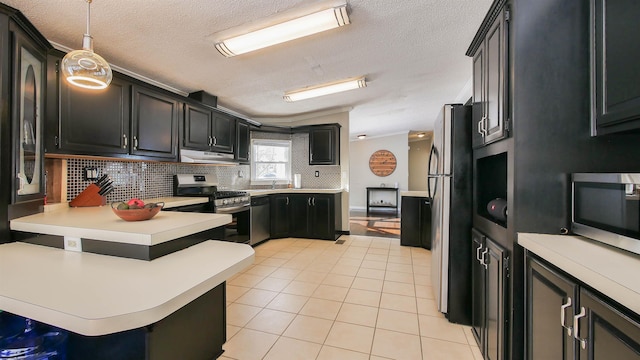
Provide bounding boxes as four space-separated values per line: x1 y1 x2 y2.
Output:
211 111 234 153
470 6 509 148
235 120 250 163
270 194 290 239
309 195 334 240
592 0 640 135
269 193 337 240
472 228 508 360
309 124 340 165
289 195 310 238
183 103 212 150
400 196 431 249
131 86 179 160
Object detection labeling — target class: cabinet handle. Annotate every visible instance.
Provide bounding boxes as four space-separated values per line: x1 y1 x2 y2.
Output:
54 135 59 148
560 297 573 336
573 306 587 349
286 197 289 205
477 120 483 136
476 243 483 263
481 248 488 269
123 134 128 148
133 136 138 150
482 117 488 135
213 136 217 146
308 197 312 206
208 136 212 147
310 153 313 161
312 197 316 206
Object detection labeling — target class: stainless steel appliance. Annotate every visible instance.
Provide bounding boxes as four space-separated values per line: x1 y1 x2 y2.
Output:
172 174 250 244
250 196 270 246
427 104 473 324
180 149 237 165
572 173 640 255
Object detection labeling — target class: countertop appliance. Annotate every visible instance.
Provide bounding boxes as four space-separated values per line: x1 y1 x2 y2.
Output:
428 104 472 324
572 173 640 255
172 174 250 244
250 196 270 246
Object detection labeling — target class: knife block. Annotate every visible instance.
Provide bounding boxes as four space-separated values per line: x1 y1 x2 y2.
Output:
69 184 107 207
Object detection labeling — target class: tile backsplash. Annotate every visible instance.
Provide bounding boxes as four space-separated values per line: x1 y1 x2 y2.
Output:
65 132 341 202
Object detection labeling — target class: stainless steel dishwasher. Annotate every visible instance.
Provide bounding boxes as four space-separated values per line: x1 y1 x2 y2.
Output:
250 196 270 245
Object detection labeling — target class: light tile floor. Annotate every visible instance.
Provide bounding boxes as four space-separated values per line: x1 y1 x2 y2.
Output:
221 235 482 360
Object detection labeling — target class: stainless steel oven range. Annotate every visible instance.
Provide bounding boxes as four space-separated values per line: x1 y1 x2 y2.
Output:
172 174 250 244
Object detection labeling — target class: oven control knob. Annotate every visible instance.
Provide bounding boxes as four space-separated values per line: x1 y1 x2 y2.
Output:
222 199 228 205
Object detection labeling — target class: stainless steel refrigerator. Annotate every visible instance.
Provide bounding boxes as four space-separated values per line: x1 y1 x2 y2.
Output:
428 103 472 325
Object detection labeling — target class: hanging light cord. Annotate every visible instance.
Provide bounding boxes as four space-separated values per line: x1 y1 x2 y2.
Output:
85 0 92 37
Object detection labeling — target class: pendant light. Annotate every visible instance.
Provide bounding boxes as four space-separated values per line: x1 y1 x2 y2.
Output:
61 0 112 90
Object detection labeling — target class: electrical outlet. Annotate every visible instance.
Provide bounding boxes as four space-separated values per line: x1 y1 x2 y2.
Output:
83 167 99 181
315 171 319 177
64 237 82 252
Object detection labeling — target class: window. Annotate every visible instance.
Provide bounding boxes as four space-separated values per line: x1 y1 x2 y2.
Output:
251 139 291 183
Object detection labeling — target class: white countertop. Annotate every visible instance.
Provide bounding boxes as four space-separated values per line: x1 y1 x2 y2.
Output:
518 233 640 314
246 188 343 196
0 241 253 335
401 191 428 197
11 201 231 246
143 196 209 209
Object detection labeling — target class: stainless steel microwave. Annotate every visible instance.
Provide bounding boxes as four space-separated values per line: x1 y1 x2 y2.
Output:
572 173 640 255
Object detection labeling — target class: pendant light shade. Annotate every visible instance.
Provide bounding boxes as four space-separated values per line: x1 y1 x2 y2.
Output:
61 0 112 90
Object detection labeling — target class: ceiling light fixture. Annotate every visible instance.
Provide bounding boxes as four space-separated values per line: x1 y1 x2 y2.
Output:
61 0 112 90
357 134 366 140
417 133 425 138
284 76 366 102
215 4 350 57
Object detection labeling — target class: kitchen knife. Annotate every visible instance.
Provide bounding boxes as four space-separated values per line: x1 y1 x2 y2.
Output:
98 184 114 196
95 174 109 186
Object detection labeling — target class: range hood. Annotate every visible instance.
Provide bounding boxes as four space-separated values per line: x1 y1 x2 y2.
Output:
180 149 238 165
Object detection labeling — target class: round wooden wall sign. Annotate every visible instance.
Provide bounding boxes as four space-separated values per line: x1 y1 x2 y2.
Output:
369 150 397 177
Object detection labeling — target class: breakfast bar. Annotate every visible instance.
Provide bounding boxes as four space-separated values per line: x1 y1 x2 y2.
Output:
2 200 255 359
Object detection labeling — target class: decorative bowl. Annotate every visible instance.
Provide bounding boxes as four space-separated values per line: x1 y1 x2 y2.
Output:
111 202 164 221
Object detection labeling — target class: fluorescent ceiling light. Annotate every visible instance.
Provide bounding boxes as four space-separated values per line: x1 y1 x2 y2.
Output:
284 76 366 102
215 5 350 57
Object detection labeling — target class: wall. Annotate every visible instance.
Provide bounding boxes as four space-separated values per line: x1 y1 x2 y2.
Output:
408 138 431 191
349 133 409 211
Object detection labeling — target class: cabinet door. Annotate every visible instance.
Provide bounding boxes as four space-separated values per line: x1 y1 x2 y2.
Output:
289 195 310 238
485 237 507 360
270 195 290 238
211 111 234 153
235 120 250 163
401 197 421 246
420 198 432 249
471 229 486 350
310 195 334 240
58 73 131 155
592 0 640 134
472 48 485 148
131 86 179 160
183 103 212 150
527 256 577 360
309 125 339 165
484 8 508 145
578 289 640 360
11 26 46 203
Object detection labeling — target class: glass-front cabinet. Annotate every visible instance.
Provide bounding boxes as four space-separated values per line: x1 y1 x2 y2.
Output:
11 24 46 203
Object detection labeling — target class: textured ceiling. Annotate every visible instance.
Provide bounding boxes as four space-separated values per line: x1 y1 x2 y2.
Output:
4 0 492 139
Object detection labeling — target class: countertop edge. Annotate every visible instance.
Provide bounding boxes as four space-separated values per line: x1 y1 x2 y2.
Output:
518 232 640 314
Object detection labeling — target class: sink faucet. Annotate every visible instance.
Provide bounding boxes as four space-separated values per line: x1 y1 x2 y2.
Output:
271 180 276 189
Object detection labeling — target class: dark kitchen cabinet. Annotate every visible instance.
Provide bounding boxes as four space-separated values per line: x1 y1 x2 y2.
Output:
400 196 431 249
527 255 640 360
470 5 509 148
472 228 508 360
591 0 640 135
309 124 340 165
182 106 235 154
270 193 340 240
270 194 290 239
131 85 180 160
235 120 250 163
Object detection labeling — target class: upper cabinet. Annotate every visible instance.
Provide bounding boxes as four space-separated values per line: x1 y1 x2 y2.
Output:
131 85 180 160
182 104 235 154
469 4 510 148
309 124 340 165
9 19 48 204
235 120 250 163
591 0 640 135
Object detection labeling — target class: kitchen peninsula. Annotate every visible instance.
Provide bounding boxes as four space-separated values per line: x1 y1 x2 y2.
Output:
2 200 254 359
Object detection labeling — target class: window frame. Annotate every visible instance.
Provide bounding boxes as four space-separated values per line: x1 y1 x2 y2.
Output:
250 139 292 185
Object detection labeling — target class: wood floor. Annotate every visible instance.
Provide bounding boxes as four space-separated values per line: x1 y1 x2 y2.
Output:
349 210 400 239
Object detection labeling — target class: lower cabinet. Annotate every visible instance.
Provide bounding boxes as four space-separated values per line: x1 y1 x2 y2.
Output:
527 254 640 360
400 196 431 249
270 193 339 240
472 228 508 360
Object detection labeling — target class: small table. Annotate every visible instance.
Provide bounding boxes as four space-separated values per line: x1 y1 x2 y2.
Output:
366 187 399 215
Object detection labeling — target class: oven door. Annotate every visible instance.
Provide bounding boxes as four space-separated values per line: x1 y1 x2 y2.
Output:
215 205 250 244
